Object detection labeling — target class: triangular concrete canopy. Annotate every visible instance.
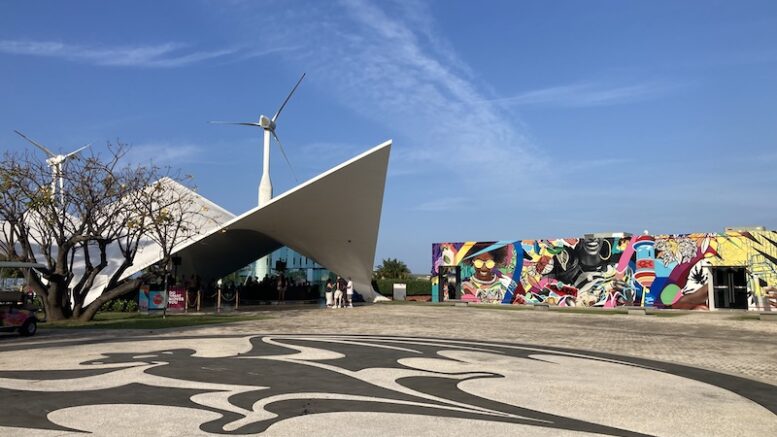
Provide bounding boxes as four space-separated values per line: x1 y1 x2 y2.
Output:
173 140 392 301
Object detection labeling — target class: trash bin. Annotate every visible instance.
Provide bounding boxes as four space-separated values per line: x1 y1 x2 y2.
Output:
393 283 406 301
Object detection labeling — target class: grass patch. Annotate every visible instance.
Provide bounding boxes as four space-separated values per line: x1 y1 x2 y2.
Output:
41 312 267 330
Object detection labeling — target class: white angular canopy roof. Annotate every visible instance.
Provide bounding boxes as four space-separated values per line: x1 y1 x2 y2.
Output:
169 140 392 301
7 140 391 305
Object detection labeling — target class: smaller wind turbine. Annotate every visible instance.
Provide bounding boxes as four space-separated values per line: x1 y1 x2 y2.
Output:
210 73 305 206
14 130 91 205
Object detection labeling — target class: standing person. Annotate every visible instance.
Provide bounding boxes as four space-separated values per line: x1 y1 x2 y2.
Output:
277 273 288 301
447 278 457 300
334 275 345 308
346 277 354 308
325 278 334 308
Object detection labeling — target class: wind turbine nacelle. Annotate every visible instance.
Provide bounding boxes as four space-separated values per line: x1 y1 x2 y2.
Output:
259 115 275 130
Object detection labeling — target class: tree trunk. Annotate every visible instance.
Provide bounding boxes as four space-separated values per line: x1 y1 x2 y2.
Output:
77 278 142 322
77 300 103 323
43 300 68 321
72 303 83 319
43 281 73 321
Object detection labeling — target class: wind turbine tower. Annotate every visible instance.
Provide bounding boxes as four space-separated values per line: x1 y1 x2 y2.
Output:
211 73 304 206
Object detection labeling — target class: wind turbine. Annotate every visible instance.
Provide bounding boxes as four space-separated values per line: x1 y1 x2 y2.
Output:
14 130 91 205
210 73 304 206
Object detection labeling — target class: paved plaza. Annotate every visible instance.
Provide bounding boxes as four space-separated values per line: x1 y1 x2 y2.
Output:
0 304 776 436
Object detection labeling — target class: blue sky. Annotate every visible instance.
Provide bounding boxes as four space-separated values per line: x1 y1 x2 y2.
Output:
1 0 776 273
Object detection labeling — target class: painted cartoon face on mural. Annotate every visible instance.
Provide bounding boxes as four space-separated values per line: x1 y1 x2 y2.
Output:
432 230 777 311
544 238 613 293
458 243 516 304
472 252 497 281
577 238 612 271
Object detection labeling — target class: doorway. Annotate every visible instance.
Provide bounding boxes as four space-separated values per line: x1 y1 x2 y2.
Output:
437 266 461 301
712 267 749 309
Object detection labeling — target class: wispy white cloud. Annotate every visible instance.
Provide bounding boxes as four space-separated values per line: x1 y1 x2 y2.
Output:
755 151 777 163
674 49 777 70
249 0 547 190
298 141 357 159
213 1 688 217
237 45 304 61
494 81 677 108
292 140 423 180
413 196 468 212
563 157 633 171
0 40 240 67
125 142 204 165
294 141 362 173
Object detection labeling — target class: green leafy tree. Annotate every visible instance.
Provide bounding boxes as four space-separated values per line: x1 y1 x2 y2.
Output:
374 258 411 280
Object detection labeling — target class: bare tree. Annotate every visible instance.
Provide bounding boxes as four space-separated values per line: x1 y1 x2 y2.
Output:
0 143 204 321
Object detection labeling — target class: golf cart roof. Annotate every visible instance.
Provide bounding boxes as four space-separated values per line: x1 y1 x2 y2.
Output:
0 261 46 270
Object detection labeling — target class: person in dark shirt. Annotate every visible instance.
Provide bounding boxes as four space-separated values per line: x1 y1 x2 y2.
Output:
335 275 347 308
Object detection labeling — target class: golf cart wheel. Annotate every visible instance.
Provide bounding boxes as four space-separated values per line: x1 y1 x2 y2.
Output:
19 319 37 337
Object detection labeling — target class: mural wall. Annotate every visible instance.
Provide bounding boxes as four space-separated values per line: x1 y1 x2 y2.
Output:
431 230 777 311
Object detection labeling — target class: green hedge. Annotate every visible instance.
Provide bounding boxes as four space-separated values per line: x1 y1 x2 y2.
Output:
98 299 139 313
374 278 431 296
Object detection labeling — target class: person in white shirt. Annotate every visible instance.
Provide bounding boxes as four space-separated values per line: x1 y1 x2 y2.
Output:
346 277 354 308
325 278 334 308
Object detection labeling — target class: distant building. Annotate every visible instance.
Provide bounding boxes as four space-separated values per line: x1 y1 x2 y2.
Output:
240 246 331 285
432 228 777 311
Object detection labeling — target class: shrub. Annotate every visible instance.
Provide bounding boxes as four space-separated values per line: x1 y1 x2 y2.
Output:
31 295 44 310
125 300 138 312
98 297 139 312
111 300 126 312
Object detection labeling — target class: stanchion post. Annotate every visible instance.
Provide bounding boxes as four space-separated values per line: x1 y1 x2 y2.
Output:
197 290 201 312
217 288 222 312
184 290 189 313
236 288 240 310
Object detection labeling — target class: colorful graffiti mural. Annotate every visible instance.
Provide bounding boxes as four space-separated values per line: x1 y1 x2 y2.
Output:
431 229 777 311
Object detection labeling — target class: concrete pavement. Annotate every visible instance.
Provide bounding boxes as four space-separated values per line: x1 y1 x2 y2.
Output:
0 304 775 436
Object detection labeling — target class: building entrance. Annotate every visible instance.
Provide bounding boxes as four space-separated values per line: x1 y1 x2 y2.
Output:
712 267 749 309
437 266 461 301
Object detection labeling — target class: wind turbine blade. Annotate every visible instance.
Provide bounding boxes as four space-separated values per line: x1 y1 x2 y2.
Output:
271 73 306 123
271 131 298 182
64 144 91 160
14 130 56 157
209 121 262 127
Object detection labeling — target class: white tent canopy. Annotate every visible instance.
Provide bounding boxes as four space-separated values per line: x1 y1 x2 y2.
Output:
83 139 392 304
